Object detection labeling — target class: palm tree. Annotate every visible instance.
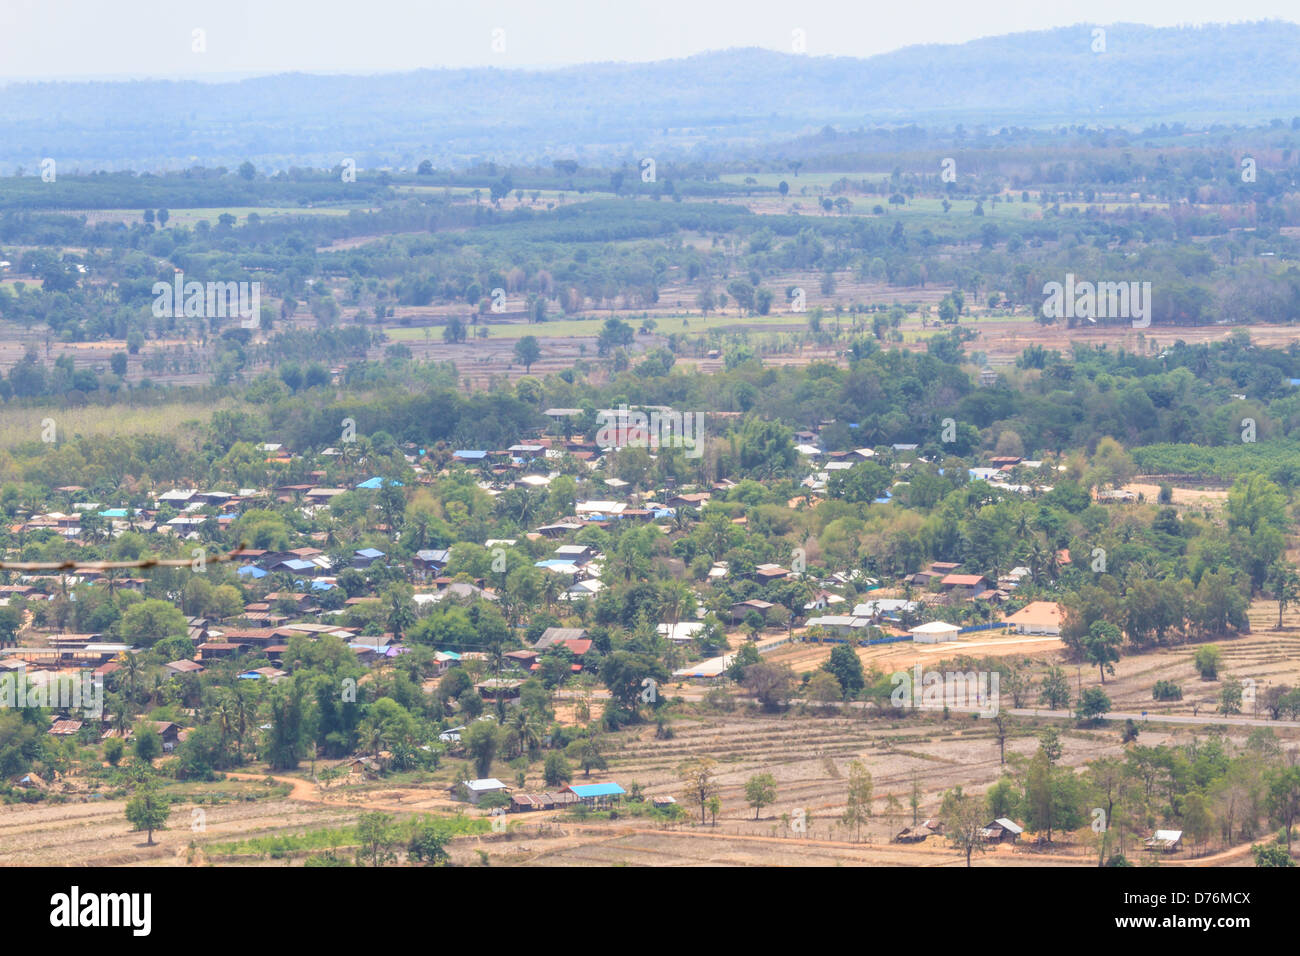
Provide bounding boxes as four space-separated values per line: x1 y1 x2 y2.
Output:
1028 539 1048 585
362 722 385 759
510 710 542 758
120 652 142 704
213 695 236 765
542 572 561 611
232 687 252 760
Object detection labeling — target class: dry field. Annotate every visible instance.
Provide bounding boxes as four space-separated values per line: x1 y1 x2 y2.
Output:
0 785 353 866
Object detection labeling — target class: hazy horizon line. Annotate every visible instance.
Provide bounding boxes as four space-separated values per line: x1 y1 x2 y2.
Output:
2 19 1294 86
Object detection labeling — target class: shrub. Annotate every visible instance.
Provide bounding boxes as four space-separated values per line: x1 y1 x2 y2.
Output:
1153 680 1183 701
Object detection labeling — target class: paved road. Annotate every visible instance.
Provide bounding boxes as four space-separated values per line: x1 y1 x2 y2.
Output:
947 705 1300 729
553 689 1300 728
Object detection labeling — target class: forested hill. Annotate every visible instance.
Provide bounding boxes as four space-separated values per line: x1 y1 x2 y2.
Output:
2 21 1299 171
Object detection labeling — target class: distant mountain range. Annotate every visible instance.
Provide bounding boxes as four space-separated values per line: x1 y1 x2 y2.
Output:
1 21 1298 172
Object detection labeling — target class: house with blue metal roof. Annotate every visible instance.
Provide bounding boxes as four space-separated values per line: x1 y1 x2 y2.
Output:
268 558 317 575
566 782 626 803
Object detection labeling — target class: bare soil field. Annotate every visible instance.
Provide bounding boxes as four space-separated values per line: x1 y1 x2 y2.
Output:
1122 482 1230 507
0 788 354 866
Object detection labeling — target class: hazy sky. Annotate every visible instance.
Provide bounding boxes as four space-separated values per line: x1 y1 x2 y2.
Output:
0 0 1296 79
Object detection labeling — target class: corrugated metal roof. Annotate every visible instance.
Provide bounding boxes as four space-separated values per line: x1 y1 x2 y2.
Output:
569 782 626 798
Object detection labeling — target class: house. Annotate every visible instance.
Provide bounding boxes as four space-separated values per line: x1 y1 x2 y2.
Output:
753 563 791 582
553 544 598 565
1003 601 1063 637
338 755 383 780
11 772 47 790
510 792 545 812
541 789 580 809
535 522 584 538
940 573 989 600
163 659 205 677
458 777 509 805
413 549 451 574
805 615 872 638
1097 489 1138 504
910 621 962 643
352 548 386 569
303 487 347 505
476 678 523 701
534 627 588 650
853 599 918 622
265 558 319 577
658 621 706 643
896 819 943 842
566 781 626 805
150 721 182 752
980 818 1023 844
197 641 246 661
803 588 846 611
730 599 774 625
562 579 604 600
1144 829 1183 852
666 492 710 509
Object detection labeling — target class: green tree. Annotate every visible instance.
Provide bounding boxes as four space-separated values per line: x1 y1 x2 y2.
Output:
1194 645 1222 680
841 760 874 841
132 722 162 763
599 651 668 720
741 660 797 712
679 757 719 825
543 751 572 787
1076 687 1111 724
569 733 607 778
117 599 188 647
355 812 399 867
408 817 450 865
125 785 171 845
823 644 866 697
1039 667 1071 709
745 773 777 819
940 785 988 867
0 605 21 647
1268 562 1300 629
1081 620 1123 684
1266 766 1300 853
1252 843 1296 866
464 720 503 779
513 335 541 373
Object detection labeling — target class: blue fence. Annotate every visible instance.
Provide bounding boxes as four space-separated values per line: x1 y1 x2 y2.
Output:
806 633 912 646
958 622 1010 635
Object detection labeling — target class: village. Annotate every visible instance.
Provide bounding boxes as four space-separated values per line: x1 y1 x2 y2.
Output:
2 389 1297 870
